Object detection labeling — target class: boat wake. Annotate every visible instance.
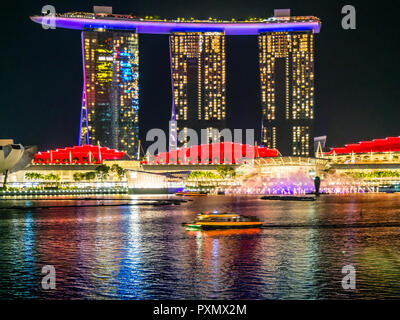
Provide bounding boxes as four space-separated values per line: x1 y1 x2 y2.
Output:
262 222 400 229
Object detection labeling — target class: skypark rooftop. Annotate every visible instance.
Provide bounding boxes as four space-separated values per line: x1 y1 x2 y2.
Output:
30 12 321 35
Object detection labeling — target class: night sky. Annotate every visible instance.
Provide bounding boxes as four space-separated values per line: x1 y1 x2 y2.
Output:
1 0 398 152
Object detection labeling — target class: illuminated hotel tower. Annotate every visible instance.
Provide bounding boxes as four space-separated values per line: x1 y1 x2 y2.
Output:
80 30 139 157
259 29 315 156
170 32 226 147
31 7 320 156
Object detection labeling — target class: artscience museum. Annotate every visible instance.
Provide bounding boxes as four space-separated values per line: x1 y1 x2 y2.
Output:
0 139 37 187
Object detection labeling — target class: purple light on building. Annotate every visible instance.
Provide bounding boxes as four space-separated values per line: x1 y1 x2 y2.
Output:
30 16 321 34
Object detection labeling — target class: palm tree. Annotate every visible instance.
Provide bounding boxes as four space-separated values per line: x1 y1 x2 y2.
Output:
25 172 35 181
216 165 236 179
25 172 44 182
47 173 60 186
73 172 82 182
111 164 126 181
95 165 110 182
85 171 96 181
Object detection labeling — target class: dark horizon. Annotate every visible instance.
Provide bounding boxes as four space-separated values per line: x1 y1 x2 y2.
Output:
1 0 398 152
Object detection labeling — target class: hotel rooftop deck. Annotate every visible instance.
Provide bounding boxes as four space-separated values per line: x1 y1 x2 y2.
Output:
30 12 321 35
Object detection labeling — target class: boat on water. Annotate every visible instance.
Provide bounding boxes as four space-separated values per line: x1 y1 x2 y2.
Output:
260 195 315 201
176 191 207 197
184 212 262 230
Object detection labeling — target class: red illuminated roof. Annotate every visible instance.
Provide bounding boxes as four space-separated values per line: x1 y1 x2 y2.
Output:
325 136 400 155
33 145 125 164
143 142 278 165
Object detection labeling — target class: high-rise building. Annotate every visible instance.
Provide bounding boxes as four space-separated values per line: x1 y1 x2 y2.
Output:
31 9 320 157
259 28 315 156
80 29 139 157
170 32 226 147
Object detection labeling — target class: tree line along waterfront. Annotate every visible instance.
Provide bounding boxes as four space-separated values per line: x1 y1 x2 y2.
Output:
0 164 128 194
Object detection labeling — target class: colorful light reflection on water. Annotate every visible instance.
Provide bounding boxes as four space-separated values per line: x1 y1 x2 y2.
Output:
0 194 400 299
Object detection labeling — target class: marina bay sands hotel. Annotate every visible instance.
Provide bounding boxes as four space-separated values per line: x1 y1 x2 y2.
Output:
31 7 321 158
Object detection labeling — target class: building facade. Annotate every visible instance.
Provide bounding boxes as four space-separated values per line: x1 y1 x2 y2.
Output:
80 29 139 158
259 30 315 156
31 8 321 157
170 32 226 147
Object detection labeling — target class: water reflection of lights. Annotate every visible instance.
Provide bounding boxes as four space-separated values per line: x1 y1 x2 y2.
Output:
3 194 400 299
195 231 203 260
112 206 144 298
23 212 35 266
1 213 37 298
211 239 219 292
